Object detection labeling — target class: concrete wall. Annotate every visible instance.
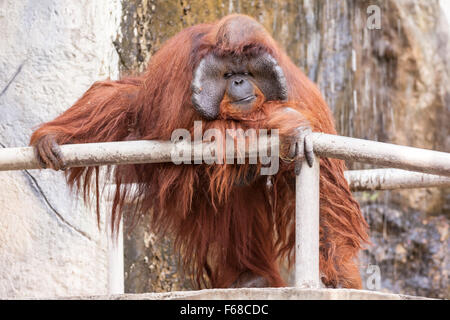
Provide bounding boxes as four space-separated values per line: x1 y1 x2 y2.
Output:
0 0 121 298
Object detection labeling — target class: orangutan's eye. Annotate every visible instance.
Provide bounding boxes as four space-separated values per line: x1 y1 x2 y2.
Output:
224 72 233 79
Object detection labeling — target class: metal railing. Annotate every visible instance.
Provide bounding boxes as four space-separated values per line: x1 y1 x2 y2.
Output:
2 133 450 176
0 132 449 292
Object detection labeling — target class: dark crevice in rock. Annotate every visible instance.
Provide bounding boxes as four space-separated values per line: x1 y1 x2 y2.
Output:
0 61 25 98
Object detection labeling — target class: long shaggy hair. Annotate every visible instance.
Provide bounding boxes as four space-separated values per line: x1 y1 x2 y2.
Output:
30 15 368 288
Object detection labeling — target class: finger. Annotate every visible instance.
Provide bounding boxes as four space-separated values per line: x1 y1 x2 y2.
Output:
296 134 305 161
36 141 53 169
294 159 302 175
304 134 314 168
35 146 48 169
45 147 61 171
51 142 66 171
288 138 297 159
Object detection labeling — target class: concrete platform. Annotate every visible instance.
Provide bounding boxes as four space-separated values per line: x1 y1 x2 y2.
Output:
62 287 431 300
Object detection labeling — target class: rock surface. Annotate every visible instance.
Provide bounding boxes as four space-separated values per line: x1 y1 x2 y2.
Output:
117 0 449 298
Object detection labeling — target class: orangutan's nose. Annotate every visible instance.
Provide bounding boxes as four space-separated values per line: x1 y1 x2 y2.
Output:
228 76 254 103
233 78 244 86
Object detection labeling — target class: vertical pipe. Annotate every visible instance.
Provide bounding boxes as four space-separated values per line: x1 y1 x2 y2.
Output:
295 156 320 288
107 220 124 295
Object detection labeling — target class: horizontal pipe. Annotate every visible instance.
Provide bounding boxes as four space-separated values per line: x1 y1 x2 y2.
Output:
0 138 272 171
311 133 450 177
345 168 450 191
0 140 176 171
106 168 450 194
0 133 449 177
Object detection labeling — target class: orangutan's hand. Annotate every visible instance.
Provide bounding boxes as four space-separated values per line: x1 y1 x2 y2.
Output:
33 134 66 171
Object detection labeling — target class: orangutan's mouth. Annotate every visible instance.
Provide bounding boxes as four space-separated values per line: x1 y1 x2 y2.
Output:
233 95 256 104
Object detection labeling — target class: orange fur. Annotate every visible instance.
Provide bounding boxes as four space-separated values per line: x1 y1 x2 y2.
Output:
30 15 368 289
219 85 265 121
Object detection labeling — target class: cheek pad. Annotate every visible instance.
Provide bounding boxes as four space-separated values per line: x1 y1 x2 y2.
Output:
247 53 288 102
191 55 227 120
